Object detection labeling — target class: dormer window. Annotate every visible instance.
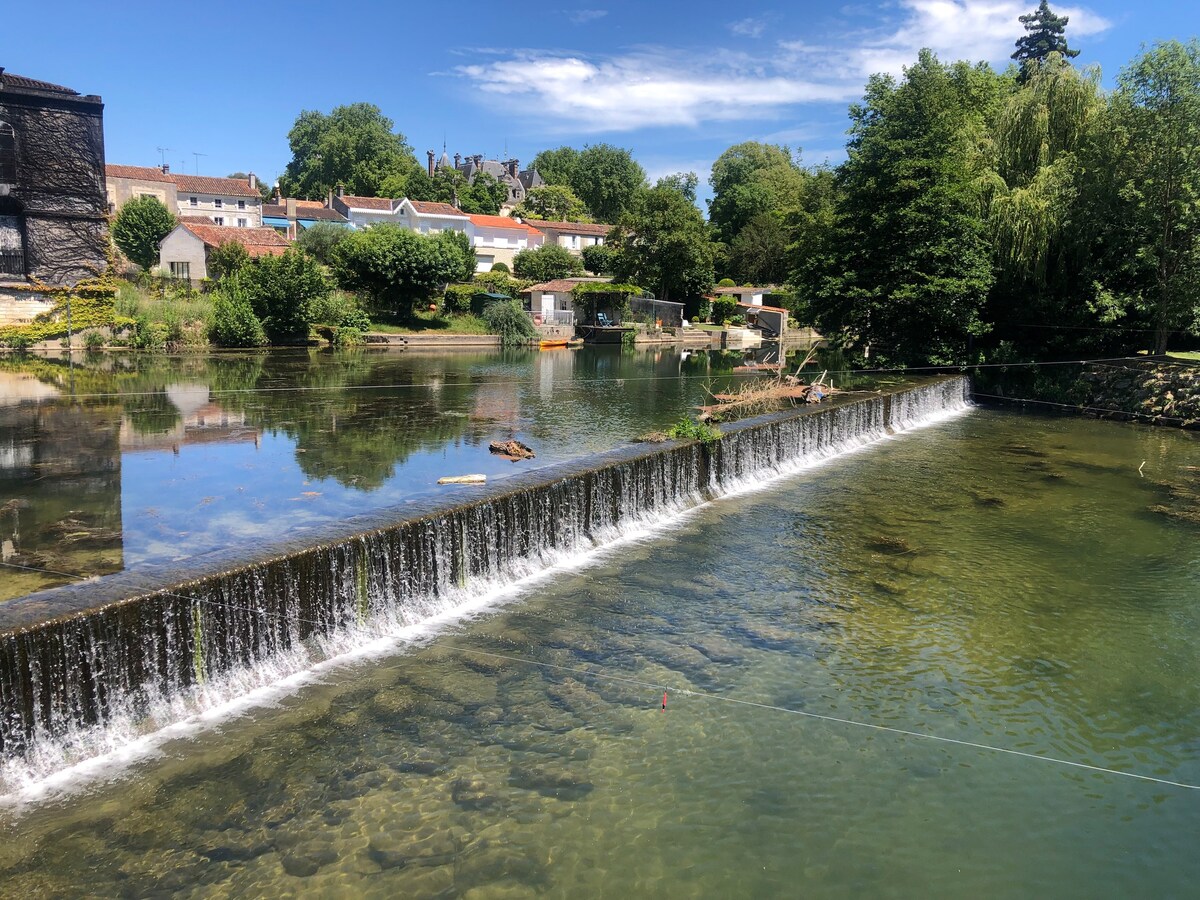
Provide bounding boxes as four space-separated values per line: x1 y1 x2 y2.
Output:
214 198 223 209
189 196 198 206
0 122 15 184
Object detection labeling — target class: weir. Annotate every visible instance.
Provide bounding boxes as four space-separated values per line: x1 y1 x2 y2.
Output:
0 376 969 785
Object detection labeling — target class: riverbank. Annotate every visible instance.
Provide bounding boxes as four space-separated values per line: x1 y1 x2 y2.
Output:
1072 359 1199 427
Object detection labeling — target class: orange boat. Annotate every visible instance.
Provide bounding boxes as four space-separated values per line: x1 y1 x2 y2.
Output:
539 339 569 350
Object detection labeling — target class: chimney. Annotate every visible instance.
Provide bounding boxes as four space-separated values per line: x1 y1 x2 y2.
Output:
286 197 297 220
274 184 282 204
454 153 461 168
336 183 344 199
326 188 333 208
427 150 435 177
506 159 518 179
161 163 170 174
248 172 257 191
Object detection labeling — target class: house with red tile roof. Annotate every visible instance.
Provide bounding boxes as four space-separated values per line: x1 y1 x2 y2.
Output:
467 214 543 271
395 198 471 237
525 220 611 256
158 217 290 282
105 164 264 227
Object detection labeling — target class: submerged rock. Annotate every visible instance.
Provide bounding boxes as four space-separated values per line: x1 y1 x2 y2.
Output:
489 439 535 460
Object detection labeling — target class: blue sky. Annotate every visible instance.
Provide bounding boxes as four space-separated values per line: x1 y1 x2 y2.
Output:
7 1 1199 200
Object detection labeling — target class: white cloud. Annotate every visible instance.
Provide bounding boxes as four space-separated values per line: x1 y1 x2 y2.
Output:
729 17 767 38
569 9 608 24
457 1 1111 133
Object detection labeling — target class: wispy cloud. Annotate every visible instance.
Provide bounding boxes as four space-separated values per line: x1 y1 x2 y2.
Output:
729 16 768 38
568 9 608 24
458 1 1112 133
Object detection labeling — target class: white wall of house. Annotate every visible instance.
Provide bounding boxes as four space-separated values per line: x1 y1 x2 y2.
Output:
158 227 209 281
178 193 262 227
344 208 396 230
395 201 470 236
551 232 604 253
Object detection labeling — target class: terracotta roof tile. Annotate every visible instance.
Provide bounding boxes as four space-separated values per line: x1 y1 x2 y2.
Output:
337 195 396 211
524 278 608 293
527 220 610 236
106 164 176 184
176 220 291 256
1 71 79 95
295 200 326 209
468 214 543 234
262 204 348 223
171 174 261 198
408 200 467 217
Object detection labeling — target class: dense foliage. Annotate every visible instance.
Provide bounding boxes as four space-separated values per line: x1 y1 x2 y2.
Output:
296 222 350 266
207 241 250 280
512 185 591 221
209 275 267 348
240 249 331 342
528 144 646 223
512 244 584 282
482 298 538 346
111 197 177 270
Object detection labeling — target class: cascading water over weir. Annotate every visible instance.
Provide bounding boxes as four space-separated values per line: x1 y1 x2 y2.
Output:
0 377 970 790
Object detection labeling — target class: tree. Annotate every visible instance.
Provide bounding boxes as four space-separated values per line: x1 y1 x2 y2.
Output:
111 197 176 270
1103 40 1200 353
609 177 715 302
512 244 585 282
569 144 647 223
531 146 581 187
708 142 806 245
513 185 591 221
798 51 1003 365
296 222 350 266
278 103 418 199
458 172 508 216
207 240 251 280
404 166 506 213
581 243 615 275
1012 1 1080 67
240 249 330 342
728 213 790 285
334 224 472 319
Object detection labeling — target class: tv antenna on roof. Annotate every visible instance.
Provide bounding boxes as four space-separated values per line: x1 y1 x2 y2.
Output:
192 151 208 175
156 147 172 166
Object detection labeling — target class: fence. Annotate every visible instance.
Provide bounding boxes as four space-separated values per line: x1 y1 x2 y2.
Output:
532 309 575 326
0 250 24 277
627 296 684 329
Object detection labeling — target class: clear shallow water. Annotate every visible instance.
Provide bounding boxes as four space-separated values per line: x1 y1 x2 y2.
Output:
0 408 1196 898
0 347 789 600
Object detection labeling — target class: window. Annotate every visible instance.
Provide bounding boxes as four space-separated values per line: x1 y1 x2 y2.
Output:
214 198 223 209
169 261 190 279
237 200 246 210
139 192 155 200
189 196 198 206
213 216 224 226
0 122 14 184
237 218 247 228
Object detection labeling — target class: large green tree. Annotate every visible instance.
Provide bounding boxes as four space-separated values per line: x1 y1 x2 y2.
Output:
1012 1 1081 67
798 51 1003 365
111 197 176 270
610 176 715 303
513 185 591 221
512 244 584 282
240 249 331 342
1102 40 1200 353
278 103 418 200
530 146 581 187
708 142 807 246
334 224 474 319
569 144 646 223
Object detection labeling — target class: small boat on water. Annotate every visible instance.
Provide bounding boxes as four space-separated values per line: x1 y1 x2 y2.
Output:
539 339 569 349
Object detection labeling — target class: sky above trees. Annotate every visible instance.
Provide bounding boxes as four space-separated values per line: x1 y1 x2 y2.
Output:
6 0 1199 200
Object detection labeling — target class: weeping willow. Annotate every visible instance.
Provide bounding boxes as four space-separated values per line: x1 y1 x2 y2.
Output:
982 55 1103 281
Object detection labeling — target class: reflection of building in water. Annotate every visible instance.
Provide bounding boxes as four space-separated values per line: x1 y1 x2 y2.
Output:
119 383 260 454
470 379 521 433
0 372 123 599
535 347 578 397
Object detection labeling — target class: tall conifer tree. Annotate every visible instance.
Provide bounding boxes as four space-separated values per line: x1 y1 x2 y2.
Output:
1012 1 1080 65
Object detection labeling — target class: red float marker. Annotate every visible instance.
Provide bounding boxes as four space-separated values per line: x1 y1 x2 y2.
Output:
662 692 667 711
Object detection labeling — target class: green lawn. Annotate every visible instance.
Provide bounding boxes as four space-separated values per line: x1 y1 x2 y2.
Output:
1167 350 1200 361
368 311 491 335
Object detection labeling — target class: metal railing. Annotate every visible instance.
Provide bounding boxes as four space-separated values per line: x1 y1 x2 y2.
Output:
532 309 575 326
0 250 24 277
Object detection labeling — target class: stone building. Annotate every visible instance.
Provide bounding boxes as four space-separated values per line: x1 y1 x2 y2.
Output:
158 217 289 282
0 68 108 286
425 149 544 209
105 165 263 227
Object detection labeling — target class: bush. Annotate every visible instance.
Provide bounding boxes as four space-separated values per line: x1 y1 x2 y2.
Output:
512 243 584 282
581 243 615 275
667 416 723 445
309 290 371 331
4 333 32 352
489 261 510 273
442 284 476 314
330 326 365 347
130 314 170 351
483 299 537 346
209 276 267 348
241 248 330 342
83 330 105 351
717 278 736 287
711 296 738 324
297 222 350 266
208 241 251 280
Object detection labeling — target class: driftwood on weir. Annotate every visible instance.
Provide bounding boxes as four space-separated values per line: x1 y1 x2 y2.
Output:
489 440 536 461
697 364 835 424
438 474 487 485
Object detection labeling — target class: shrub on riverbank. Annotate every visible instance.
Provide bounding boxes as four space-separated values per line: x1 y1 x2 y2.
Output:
483 299 538 346
209 276 267 348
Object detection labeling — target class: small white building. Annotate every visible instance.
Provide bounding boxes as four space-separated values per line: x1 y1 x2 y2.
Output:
395 199 471 236
330 194 399 230
467 214 543 271
527 220 610 256
158 217 289 282
712 285 781 307
524 277 610 326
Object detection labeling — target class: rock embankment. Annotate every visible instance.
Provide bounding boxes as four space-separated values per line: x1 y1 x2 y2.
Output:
1076 360 1200 428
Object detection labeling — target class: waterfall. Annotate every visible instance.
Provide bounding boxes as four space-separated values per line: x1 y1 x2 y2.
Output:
0 377 970 793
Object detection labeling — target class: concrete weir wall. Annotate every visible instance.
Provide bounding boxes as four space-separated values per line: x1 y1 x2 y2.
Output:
0 377 969 763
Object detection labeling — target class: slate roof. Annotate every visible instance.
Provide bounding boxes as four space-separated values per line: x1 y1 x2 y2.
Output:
175 219 290 256
408 200 467 217
105 164 176 184
172 174 261 198
527 220 611 236
262 204 348 223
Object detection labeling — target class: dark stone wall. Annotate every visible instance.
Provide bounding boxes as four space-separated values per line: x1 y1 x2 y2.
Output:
0 88 107 285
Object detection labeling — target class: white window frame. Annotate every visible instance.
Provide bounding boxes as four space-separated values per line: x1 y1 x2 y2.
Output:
213 216 224 226
237 217 247 228
169 261 190 279
237 199 246 210
189 196 198 206
214 198 223 209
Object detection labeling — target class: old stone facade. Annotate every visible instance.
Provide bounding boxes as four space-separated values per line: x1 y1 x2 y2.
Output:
0 68 107 286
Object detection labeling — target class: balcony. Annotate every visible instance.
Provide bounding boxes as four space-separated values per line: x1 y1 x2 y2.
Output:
532 309 574 326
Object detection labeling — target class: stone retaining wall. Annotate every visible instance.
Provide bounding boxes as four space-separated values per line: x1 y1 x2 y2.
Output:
1076 359 1200 427
0 288 55 327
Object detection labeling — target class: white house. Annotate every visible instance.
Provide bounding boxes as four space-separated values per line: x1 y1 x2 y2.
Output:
524 277 610 326
158 217 289 282
712 285 781 307
527 220 610 256
467 214 543 271
330 194 399 230
395 199 471 235
105 165 263 227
